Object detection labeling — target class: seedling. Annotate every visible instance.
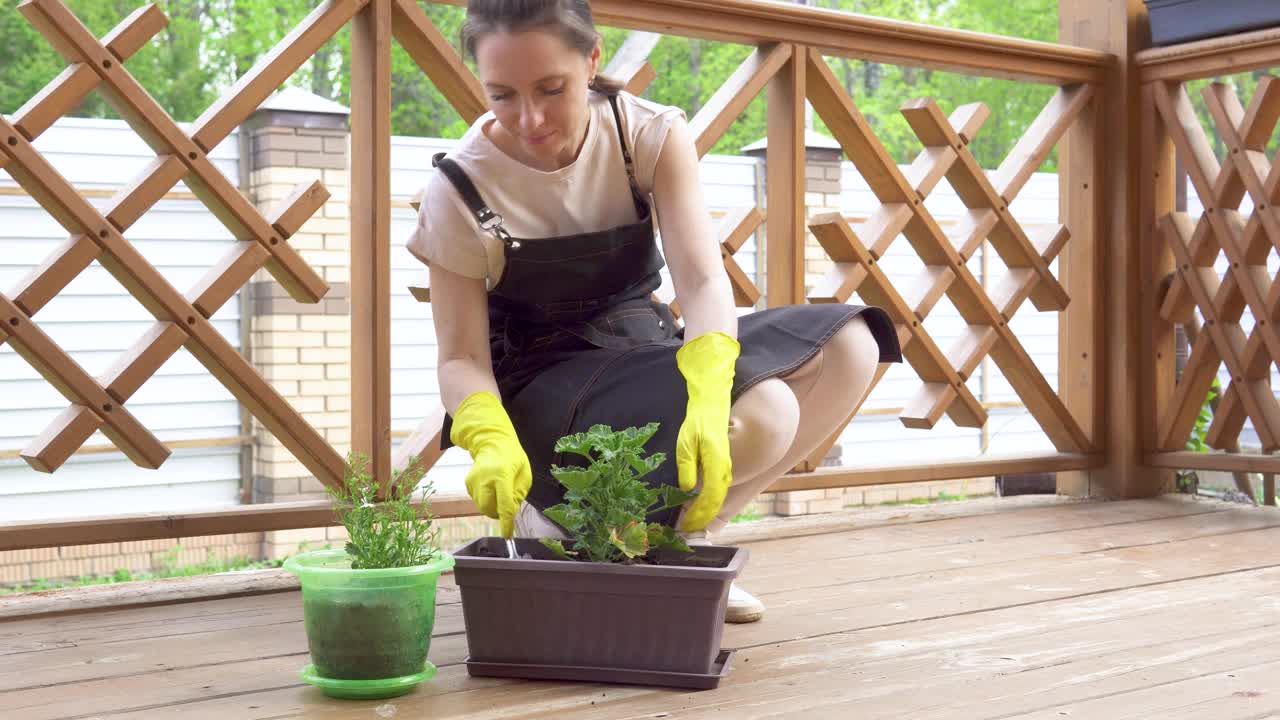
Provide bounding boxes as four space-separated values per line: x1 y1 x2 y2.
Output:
326 454 440 569
539 423 697 563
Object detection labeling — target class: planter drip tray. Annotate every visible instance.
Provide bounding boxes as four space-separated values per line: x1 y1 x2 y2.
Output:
465 649 735 690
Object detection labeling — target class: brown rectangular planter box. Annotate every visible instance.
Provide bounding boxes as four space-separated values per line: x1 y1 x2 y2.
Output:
452 537 747 689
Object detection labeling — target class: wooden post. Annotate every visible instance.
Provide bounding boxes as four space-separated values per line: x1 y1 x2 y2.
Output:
766 44 806 307
1058 0 1171 497
350 0 393 487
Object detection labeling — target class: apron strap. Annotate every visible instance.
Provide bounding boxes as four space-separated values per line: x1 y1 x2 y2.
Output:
430 152 516 247
604 94 650 219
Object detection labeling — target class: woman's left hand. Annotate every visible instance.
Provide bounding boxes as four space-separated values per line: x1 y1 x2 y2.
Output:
674 331 740 532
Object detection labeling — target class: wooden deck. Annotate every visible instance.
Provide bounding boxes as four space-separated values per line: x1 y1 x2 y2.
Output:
4 495 1280 719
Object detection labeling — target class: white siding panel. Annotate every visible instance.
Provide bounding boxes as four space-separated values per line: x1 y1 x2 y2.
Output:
0 447 242 521
0 119 244 518
0 117 239 193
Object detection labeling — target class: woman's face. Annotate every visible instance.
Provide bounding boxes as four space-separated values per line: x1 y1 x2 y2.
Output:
475 29 600 170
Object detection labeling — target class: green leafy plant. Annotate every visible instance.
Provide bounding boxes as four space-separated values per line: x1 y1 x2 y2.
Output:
1186 377 1221 453
1178 377 1221 493
326 454 440 569
539 423 697 564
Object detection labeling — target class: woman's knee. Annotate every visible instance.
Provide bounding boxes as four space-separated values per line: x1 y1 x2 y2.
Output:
728 378 800 480
825 314 880 388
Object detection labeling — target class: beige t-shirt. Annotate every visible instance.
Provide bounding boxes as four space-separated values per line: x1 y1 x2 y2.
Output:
407 91 685 285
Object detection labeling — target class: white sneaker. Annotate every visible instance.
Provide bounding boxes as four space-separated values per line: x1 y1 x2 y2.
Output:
681 533 765 622
726 583 765 623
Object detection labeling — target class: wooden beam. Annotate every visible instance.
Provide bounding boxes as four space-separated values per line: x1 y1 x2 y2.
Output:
809 214 987 429
1055 85 1109 495
4 3 166 169
991 84 1095 204
1156 329 1219 451
19 0 330 305
806 47 915 203
0 115 345 486
765 44 805 307
1238 75 1280 152
1162 214 1280 450
1147 451 1280 474
351 0 395 489
1137 26 1280 84
717 206 764 307
268 180 330 239
0 434 250 462
689 43 790 157
602 30 662 95
390 0 487 124
191 0 370 151
1058 0 1162 496
0 293 169 471
9 234 98 317
434 0 1110 84
392 404 446 473
29 181 332 467
900 95 1071 312
0 494 480 552
905 208 1092 451
767 452 1102 493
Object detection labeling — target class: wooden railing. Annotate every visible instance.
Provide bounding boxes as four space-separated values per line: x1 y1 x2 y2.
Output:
0 0 1111 550
1137 28 1280 491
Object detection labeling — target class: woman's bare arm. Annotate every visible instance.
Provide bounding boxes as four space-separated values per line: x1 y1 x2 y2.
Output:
650 115 738 341
428 262 500 413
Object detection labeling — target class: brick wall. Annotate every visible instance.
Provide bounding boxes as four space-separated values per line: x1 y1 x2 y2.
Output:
802 154 845 293
0 533 264 587
242 100 356 559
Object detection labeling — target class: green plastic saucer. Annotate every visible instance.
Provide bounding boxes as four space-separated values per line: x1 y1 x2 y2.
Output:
299 661 437 700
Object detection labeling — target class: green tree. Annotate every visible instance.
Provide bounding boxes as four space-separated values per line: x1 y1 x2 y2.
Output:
0 0 1079 163
0 0 221 122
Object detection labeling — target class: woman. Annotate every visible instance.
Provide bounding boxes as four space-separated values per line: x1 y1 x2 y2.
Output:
408 0 902 623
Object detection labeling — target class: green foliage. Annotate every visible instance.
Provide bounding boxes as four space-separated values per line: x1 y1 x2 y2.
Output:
539 423 696 564
1186 377 1221 454
0 548 287 595
1176 377 1221 493
327 454 440 570
1 0 1067 162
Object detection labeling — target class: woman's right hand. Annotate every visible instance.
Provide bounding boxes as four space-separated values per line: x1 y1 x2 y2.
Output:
424 260 527 535
450 391 532 538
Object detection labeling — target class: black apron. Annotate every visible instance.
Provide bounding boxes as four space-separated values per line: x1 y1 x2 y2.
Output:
433 93 903 528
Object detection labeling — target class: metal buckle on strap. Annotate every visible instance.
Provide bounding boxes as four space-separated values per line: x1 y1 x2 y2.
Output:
478 209 503 232
478 209 519 249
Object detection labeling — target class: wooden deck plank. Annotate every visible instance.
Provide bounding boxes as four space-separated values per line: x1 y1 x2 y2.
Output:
0 499 1218 671
90 559 1280 719
739 495 1220 570
1003 658 1280 720
3 499 1277 719
740 504 1279 598
0 586 461 651
513 567 1280 720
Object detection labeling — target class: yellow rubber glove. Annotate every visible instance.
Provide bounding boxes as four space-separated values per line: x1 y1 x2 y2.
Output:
450 390 532 538
675 331 740 533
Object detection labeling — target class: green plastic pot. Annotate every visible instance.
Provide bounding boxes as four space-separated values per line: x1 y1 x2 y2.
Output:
284 549 455 699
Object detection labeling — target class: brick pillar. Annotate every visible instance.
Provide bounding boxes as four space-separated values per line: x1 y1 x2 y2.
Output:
745 130 849 517
799 142 845 295
244 88 354 558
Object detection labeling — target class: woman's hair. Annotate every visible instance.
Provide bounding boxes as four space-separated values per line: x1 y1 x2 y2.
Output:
461 0 626 95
